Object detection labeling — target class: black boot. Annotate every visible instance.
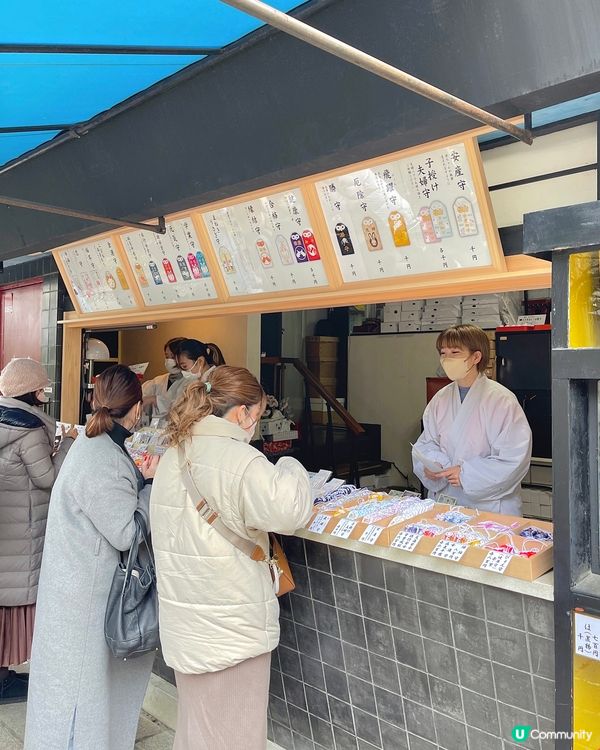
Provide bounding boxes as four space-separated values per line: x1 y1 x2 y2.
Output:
0 672 28 703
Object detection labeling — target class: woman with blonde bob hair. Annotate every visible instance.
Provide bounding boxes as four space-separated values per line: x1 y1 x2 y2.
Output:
151 365 312 750
412 324 532 515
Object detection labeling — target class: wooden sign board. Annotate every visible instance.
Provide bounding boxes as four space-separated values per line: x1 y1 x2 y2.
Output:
119 216 219 308
199 187 331 298
52 131 548 325
310 138 504 285
54 235 139 314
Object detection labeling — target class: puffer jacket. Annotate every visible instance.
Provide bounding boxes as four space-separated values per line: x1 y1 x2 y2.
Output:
150 415 312 674
0 396 73 607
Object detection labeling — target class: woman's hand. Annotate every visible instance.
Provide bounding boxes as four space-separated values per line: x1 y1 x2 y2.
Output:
424 467 442 481
61 424 79 440
141 454 160 480
438 465 462 487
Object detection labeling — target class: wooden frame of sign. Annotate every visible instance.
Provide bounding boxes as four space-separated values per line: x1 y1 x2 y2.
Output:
53 124 551 421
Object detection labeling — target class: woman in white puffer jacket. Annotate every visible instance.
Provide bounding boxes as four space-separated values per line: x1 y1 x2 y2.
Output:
150 365 312 750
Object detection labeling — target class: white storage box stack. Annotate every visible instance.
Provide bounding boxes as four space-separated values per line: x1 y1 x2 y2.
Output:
462 293 522 328
381 300 424 332
421 296 462 332
521 487 552 520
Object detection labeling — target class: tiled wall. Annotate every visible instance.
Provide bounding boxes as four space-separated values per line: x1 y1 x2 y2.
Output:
270 536 555 750
0 255 73 420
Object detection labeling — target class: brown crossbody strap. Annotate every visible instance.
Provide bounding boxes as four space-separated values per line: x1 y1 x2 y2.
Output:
177 445 266 563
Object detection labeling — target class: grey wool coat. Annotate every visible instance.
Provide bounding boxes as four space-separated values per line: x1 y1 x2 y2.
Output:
24 430 155 750
0 396 72 607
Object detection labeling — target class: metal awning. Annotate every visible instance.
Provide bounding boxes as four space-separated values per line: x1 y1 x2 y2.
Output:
0 0 306 166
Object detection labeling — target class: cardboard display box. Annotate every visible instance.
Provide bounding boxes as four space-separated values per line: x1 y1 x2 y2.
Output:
306 495 553 582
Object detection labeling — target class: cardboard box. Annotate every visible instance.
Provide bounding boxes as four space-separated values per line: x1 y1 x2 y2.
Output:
400 310 422 321
397 322 422 333
400 300 425 311
305 336 338 361
308 359 337 380
308 376 337 398
383 305 402 322
381 321 399 333
306 497 553 581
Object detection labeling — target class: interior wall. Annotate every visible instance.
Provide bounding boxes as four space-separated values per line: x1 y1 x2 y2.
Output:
347 333 441 480
482 122 597 227
120 313 261 381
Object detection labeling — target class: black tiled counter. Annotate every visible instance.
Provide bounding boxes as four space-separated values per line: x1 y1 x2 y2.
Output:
268 532 554 750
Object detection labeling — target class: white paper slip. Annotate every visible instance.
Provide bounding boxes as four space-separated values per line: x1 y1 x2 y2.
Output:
309 514 330 534
309 469 334 497
331 519 357 539
391 531 422 552
410 443 444 473
480 550 511 574
129 362 149 376
430 539 468 561
575 612 600 662
359 525 385 545
55 422 86 437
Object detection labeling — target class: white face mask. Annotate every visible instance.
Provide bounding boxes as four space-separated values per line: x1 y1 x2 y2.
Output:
164 358 180 374
440 356 474 382
36 389 50 404
239 407 259 442
181 358 200 380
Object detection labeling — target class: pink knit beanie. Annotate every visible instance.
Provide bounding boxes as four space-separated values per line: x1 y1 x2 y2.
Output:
0 358 50 398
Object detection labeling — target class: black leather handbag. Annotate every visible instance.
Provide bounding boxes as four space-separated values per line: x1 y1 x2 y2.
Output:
104 512 160 659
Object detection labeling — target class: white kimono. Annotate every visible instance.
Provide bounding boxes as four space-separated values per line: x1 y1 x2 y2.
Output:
412 374 532 515
142 372 181 423
145 365 217 423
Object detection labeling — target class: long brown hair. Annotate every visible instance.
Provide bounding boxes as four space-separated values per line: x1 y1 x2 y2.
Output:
86 364 142 438
165 365 265 445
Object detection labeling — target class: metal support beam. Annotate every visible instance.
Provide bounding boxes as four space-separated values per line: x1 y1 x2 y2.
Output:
0 125 74 134
220 0 534 145
0 195 166 234
0 43 222 56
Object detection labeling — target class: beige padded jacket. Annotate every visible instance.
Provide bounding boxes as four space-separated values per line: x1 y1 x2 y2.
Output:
150 415 312 674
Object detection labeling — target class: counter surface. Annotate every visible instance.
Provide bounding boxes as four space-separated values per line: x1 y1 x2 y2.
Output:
295 527 554 601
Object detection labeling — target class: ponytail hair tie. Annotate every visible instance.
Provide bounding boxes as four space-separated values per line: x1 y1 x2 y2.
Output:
205 382 212 393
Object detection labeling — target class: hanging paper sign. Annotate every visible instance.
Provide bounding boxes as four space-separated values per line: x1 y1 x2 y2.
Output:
58 239 137 312
309 514 330 534
121 218 218 306
480 550 512 574
201 188 329 296
359 524 385 545
430 539 468 561
575 613 600 662
315 142 492 282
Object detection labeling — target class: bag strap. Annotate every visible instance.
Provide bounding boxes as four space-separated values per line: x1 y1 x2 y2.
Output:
177 445 267 563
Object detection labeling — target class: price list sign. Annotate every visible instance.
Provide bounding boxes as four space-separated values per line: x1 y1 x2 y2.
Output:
201 188 329 296
59 239 136 313
121 218 217 307
315 142 493 283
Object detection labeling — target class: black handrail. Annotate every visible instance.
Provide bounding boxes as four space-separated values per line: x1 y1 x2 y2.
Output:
261 356 364 435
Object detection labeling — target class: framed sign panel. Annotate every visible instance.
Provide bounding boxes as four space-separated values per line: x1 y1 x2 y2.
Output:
56 238 137 313
315 140 501 283
120 217 218 307
200 188 329 297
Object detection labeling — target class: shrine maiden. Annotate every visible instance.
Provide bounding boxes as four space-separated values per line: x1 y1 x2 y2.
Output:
412 325 532 516
142 337 185 422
